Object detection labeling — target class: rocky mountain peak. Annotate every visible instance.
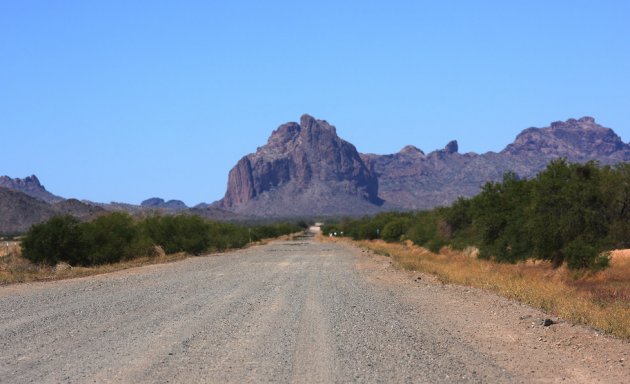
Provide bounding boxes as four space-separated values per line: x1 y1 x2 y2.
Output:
578 116 596 123
0 174 40 188
550 116 597 129
0 174 63 203
300 114 336 135
502 117 628 158
219 114 382 215
265 122 301 151
24 175 40 184
262 115 340 158
399 145 425 156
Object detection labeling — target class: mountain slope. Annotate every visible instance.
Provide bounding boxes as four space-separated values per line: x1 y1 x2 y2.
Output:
0 187 57 234
0 188 106 234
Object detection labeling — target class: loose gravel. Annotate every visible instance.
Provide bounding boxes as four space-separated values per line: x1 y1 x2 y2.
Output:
0 233 628 383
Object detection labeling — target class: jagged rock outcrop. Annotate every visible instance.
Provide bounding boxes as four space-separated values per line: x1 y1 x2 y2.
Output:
502 117 626 159
219 114 382 216
444 140 459 154
218 115 630 215
0 175 63 203
500 116 630 173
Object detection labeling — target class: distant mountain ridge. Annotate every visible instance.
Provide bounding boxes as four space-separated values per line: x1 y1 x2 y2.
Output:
365 116 630 210
141 197 188 211
0 187 106 234
3 114 629 232
0 181 236 234
0 175 63 203
218 115 630 215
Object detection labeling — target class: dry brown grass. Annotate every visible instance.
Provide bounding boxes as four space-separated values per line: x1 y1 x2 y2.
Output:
0 244 190 285
331 237 630 339
0 241 21 258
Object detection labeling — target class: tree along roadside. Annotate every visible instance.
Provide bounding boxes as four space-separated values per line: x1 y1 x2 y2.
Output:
324 159 630 271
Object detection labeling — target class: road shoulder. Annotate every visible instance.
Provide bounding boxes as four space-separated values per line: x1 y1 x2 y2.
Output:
340 241 630 383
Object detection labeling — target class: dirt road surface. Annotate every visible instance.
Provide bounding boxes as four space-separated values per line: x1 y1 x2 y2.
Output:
1 233 628 383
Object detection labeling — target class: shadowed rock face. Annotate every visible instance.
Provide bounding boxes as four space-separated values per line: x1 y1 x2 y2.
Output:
220 114 382 216
219 115 630 216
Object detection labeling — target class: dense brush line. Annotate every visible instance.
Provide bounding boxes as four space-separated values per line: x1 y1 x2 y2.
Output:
324 159 630 270
21 213 305 266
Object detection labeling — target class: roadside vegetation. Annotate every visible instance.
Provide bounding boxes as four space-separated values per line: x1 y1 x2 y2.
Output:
323 159 630 338
1 213 305 284
325 160 630 270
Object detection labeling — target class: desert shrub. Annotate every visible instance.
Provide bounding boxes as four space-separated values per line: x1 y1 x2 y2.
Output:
337 213 413 241
207 221 248 250
564 238 610 271
320 223 339 236
471 173 532 263
250 222 304 242
141 215 211 255
82 212 150 265
20 212 302 267
381 217 411 242
529 161 609 268
406 211 440 246
355 221 380 240
21 215 85 265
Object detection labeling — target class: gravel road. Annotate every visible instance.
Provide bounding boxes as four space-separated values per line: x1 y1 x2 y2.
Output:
1 231 628 383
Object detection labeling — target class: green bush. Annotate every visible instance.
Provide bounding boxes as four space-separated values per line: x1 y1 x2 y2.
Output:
381 218 410 242
250 222 303 242
82 212 151 265
21 215 85 265
21 212 302 267
564 238 609 271
405 211 439 246
142 215 211 255
208 221 247 250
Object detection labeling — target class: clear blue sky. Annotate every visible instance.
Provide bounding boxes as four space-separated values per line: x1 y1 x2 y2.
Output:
2 1 629 206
